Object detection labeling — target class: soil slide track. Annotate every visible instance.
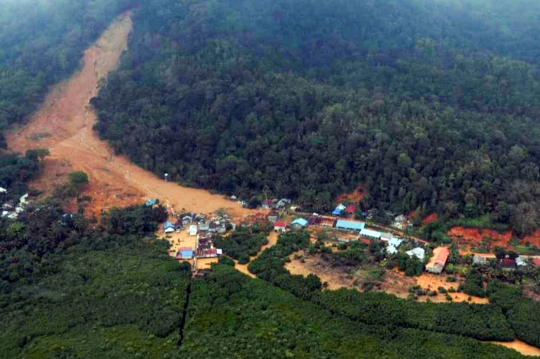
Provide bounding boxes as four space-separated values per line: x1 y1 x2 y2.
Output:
7 13 249 218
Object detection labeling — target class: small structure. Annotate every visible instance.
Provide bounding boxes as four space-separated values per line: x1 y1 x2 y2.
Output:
501 258 516 269
262 200 275 209
406 247 425 262
19 194 29 205
394 214 407 229
321 217 336 227
189 224 198 236
195 214 206 222
0 187 6 193
380 232 393 242
267 211 279 223
533 258 540 267
338 237 350 243
473 255 489 266
199 222 210 232
276 198 292 209
388 238 403 248
176 247 194 260
516 256 527 267
164 221 176 233
181 215 193 226
425 247 450 274
345 204 357 214
231 195 237 201
360 228 382 239
386 245 398 255
145 198 157 207
274 221 287 232
292 218 308 229
336 220 366 232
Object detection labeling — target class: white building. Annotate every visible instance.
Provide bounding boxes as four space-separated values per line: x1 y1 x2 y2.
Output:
406 247 426 261
189 224 198 236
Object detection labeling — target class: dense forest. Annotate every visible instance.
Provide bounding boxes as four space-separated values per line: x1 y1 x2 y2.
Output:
0 0 137 147
93 0 540 234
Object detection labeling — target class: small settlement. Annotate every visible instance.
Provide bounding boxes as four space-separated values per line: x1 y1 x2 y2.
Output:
1 190 30 220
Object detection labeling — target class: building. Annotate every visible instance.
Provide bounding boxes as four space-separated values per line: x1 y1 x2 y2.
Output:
176 247 194 260
380 232 393 241
262 200 275 209
406 247 426 261
534 258 540 267
332 203 346 216
345 205 357 214
516 256 527 267
338 237 350 243
199 222 210 232
386 245 398 255
164 221 175 233
274 221 287 232
501 258 516 269
336 220 366 232
181 215 193 226
425 247 450 274
360 228 382 239
388 238 403 248
276 198 292 209
145 198 157 207
189 224 198 236
473 255 489 266
292 218 309 229
394 214 407 229
267 211 279 223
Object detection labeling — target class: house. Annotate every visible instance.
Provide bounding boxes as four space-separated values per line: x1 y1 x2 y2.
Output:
262 200 275 209
533 258 540 267
338 238 350 243
336 220 366 232
176 247 194 260
292 218 309 229
501 258 516 269
380 232 393 242
345 204 357 214
386 245 398 255
195 214 206 222
321 217 336 227
516 256 527 267
388 238 403 248
164 221 176 233
19 194 29 205
267 211 279 223
425 247 450 274
360 228 382 239
231 195 237 201
0 187 6 193
276 198 292 209
199 222 210 232
473 255 489 266
394 214 407 229
145 198 157 207
2 200 14 210
406 247 426 261
274 221 287 232
181 215 193 226
189 224 198 236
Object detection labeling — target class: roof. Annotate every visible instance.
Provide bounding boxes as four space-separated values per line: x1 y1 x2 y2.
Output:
262 200 275 206
388 238 403 247
360 228 382 238
274 221 287 227
145 198 157 206
345 205 356 213
179 247 193 252
207 249 218 255
533 258 540 267
332 208 342 215
268 211 279 217
426 247 449 269
502 258 516 267
380 232 393 240
292 218 308 227
336 220 366 231
406 247 425 261
387 245 398 255
164 221 175 229
336 204 346 211
516 257 527 266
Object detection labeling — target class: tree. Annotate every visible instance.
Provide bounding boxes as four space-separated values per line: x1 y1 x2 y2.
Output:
68 171 89 191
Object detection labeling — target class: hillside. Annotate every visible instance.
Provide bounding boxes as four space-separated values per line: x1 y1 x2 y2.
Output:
94 0 540 235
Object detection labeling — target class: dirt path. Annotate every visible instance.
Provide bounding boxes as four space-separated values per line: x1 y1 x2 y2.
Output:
234 231 279 278
488 340 540 357
7 13 250 219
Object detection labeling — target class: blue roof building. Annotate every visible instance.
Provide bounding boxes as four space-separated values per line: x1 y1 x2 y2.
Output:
335 220 366 232
292 218 309 228
177 248 194 259
332 208 342 216
146 198 157 206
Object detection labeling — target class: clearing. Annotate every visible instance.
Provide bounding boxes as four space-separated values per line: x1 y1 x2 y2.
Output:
7 12 250 219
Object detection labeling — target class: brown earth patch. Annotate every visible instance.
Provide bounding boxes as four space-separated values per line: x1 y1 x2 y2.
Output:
422 213 438 225
448 226 513 249
7 13 251 219
335 184 367 204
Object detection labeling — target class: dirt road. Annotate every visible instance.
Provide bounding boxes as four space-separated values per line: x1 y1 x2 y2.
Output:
7 13 250 218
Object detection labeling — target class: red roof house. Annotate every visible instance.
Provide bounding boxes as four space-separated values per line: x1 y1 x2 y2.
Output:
345 205 357 213
501 258 516 268
534 258 540 267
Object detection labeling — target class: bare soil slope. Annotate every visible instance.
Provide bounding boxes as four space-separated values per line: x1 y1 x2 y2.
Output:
7 13 249 218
